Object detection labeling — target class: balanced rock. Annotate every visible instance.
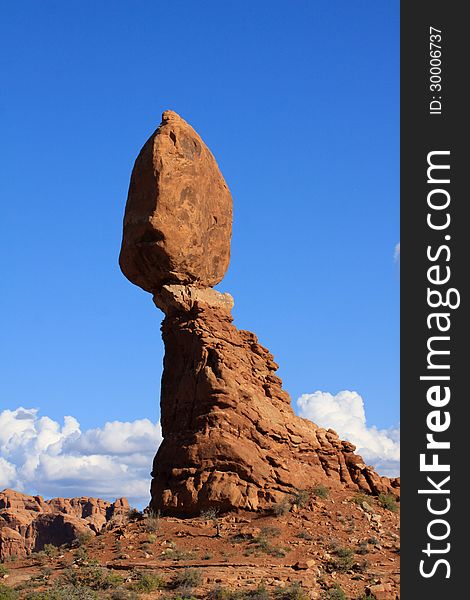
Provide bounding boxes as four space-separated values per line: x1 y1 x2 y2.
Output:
119 110 232 293
120 112 400 516
0 489 129 560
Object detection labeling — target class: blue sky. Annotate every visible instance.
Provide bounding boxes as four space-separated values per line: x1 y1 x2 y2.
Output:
0 2 399 502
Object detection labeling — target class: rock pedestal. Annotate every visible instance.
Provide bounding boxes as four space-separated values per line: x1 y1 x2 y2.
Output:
148 285 398 515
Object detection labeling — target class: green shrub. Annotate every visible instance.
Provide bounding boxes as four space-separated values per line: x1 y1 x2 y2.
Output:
59 565 123 590
351 493 368 505
0 583 19 600
291 489 310 507
74 530 94 546
0 565 8 577
321 585 347 600
274 582 309 600
378 493 399 512
43 544 59 558
161 546 195 561
357 540 369 555
312 484 329 499
297 531 313 540
144 509 160 532
248 527 287 558
200 508 219 521
108 590 140 600
131 571 164 592
210 587 235 600
173 567 202 589
271 497 291 516
327 546 355 572
242 582 270 600
24 586 98 600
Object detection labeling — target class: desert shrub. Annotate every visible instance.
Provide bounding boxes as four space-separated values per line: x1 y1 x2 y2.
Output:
210 587 238 600
354 559 370 573
0 565 8 577
144 509 160 533
172 567 202 589
356 594 374 600
245 527 287 558
108 590 140 600
321 585 347 600
274 581 309 600
271 497 291 516
312 484 329 500
59 565 123 590
131 571 165 592
291 489 310 507
297 531 313 540
24 586 98 600
0 583 19 600
351 493 368 505
378 493 399 512
43 544 59 558
357 540 369 555
161 544 195 561
243 582 270 600
74 530 94 546
126 508 142 521
200 508 219 521
327 546 355 572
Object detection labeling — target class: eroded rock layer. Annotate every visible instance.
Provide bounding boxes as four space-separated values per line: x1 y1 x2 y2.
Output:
0 489 129 560
149 286 399 516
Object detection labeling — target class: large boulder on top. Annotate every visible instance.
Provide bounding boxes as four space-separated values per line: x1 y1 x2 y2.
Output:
119 110 233 294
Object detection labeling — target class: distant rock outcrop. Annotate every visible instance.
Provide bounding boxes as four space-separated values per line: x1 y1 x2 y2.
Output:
119 111 400 516
0 489 129 560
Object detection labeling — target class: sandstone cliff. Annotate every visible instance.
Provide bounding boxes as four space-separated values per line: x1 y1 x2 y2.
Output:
0 489 129 560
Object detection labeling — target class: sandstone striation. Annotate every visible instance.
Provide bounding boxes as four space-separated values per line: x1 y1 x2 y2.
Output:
149 285 399 515
119 111 400 517
0 489 129 560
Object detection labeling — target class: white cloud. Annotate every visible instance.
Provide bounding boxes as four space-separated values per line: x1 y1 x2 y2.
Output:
296 390 400 477
1 394 399 505
394 242 400 263
0 408 162 507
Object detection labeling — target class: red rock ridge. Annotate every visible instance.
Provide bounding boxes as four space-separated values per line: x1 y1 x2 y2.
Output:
0 489 129 560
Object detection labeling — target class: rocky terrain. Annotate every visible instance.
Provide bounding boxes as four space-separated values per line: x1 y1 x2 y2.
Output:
0 111 400 598
1 486 399 599
0 489 129 561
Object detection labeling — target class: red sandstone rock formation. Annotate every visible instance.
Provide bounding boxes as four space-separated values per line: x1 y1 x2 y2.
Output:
119 110 232 293
0 489 129 560
149 285 399 515
119 111 400 516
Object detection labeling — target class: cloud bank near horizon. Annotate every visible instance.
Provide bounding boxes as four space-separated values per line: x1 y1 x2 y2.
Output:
0 393 399 505
0 408 162 507
296 390 400 477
